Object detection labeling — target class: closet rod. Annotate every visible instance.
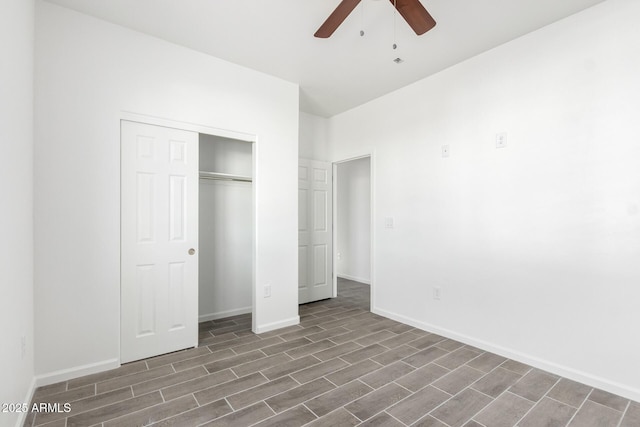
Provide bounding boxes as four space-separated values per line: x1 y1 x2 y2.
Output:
199 171 252 183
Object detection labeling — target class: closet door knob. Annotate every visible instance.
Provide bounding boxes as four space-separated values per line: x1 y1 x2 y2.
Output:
188 248 196 255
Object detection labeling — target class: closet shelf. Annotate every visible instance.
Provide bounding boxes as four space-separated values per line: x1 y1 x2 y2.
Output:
199 171 252 183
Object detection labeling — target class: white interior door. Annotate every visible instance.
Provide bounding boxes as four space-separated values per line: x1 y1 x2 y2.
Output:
121 120 199 363
298 159 333 304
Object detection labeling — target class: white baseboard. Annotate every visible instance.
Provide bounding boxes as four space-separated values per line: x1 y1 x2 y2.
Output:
254 316 300 334
34 358 120 388
372 306 640 403
14 376 38 427
337 274 370 285
199 307 252 322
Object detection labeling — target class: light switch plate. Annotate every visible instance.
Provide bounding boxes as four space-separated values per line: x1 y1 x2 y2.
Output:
496 132 507 149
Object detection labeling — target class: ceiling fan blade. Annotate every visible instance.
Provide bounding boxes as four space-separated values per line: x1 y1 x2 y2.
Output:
389 0 436 35
314 0 362 38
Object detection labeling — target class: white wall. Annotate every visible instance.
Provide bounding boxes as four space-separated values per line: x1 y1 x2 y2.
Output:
199 135 253 320
34 1 299 382
0 1 35 426
328 0 640 400
337 158 371 284
299 112 329 161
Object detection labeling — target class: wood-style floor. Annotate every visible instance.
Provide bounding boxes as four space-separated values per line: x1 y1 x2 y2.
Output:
24 279 639 427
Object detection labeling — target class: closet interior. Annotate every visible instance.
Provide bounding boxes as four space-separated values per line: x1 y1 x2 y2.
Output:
198 133 253 322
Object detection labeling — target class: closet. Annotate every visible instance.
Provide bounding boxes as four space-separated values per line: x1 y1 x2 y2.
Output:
198 134 253 322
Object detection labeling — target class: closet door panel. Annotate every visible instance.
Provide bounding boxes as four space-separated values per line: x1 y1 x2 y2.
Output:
313 190 328 231
168 261 186 330
299 246 309 289
299 188 308 231
136 173 156 243
313 244 327 286
135 264 156 336
122 120 199 363
169 175 187 241
299 159 333 304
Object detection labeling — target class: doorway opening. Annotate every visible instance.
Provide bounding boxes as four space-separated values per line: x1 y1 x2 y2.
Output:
333 155 372 311
198 134 254 323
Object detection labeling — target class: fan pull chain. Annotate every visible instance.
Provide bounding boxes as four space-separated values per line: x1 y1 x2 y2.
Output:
392 0 398 49
360 1 365 36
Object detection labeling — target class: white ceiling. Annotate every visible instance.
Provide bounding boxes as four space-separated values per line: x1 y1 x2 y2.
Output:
44 0 605 117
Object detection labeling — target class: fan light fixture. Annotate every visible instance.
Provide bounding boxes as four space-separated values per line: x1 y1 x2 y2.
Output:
314 0 436 38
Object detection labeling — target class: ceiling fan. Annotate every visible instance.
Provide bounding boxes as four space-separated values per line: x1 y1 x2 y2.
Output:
314 0 436 38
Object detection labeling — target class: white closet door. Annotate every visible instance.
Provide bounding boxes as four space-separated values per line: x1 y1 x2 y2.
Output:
121 120 199 363
299 159 333 304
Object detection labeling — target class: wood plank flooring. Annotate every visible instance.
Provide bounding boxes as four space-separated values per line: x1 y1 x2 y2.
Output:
23 279 639 427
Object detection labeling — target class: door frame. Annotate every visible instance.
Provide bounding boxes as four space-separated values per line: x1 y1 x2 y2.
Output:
332 150 375 309
119 111 257 360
